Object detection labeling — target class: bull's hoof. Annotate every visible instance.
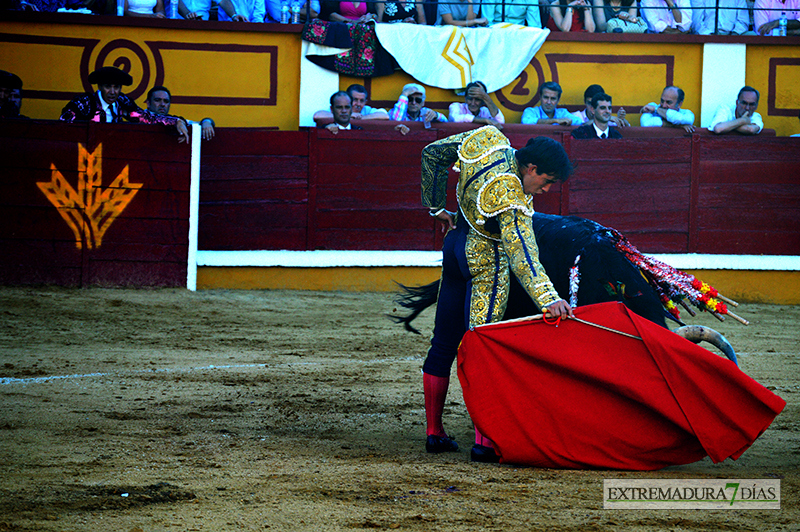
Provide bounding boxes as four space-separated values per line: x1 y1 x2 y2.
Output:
426 434 459 453
470 444 500 463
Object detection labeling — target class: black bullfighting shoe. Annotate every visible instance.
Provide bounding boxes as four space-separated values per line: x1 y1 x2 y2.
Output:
470 444 500 463
426 434 459 453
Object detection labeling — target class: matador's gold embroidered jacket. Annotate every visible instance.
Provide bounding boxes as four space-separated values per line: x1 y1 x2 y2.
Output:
421 126 561 326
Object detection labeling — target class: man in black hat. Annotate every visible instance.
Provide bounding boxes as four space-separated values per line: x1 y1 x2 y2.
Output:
0 70 28 119
60 66 189 143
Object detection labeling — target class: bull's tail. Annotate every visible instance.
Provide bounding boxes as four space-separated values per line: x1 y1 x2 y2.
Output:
387 280 441 334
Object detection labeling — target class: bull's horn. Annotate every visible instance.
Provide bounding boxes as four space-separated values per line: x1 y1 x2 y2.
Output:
673 325 737 365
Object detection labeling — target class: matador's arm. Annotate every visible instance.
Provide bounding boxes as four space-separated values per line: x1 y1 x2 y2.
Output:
498 209 561 310
420 130 475 211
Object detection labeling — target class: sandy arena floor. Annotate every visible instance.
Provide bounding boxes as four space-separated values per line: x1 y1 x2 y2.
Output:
0 287 798 531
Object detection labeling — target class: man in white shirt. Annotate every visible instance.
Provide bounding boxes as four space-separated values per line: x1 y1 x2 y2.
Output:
641 0 692 33
448 80 505 128
314 84 388 123
691 0 751 34
708 86 763 135
640 86 695 133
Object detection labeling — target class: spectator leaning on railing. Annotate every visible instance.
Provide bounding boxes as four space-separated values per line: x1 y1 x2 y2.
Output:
640 0 691 33
548 0 596 31
521 81 583 126
640 85 695 133
146 85 216 141
573 83 630 127
690 0 752 34
483 0 543 26
448 81 505 128
708 86 763 135
754 0 800 35
592 0 648 33
60 66 189 143
438 0 488 26
319 0 377 22
124 0 166 17
314 84 389 122
266 0 319 21
179 0 243 20
218 0 265 21
389 83 447 123
376 0 426 23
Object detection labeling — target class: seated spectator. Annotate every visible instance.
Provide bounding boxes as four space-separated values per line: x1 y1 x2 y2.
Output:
0 70 28 119
521 81 582 126
319 0 377 22
376 0 426 23
12 0 86 11
323 90 362 133
571 93 622 138
691 0 751 34
266 0 319 21
755 0 800 35
178 0 209 19
125 0 166 17
448 81 505 128
640 0 691 33
592 0 647 32
548 0 596 32
483 0 543 26
708 86 763 135
218 0 265 21
639 85 695 133
60 66 189 143
438 0 488 27
179 0 232 19
572 83 630 127
388 83 447 123
146 86 216 141
314 84 389 121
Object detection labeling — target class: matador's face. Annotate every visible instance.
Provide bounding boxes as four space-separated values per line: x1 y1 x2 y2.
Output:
522 165 559 196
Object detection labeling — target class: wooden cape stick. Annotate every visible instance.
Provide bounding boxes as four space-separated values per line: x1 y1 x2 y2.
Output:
717 294 739 307
726 310 750 326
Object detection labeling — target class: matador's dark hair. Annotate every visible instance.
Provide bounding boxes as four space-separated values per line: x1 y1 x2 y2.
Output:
516 137 574 182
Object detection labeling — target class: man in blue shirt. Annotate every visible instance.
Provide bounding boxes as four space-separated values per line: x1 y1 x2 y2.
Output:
521 82 582 126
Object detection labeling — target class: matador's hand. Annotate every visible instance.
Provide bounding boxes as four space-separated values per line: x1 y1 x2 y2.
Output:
433 210 456 233
544 299 574 319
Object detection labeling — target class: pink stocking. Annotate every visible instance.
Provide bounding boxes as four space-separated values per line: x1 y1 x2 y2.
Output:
474 426 495 449
423 373 449 437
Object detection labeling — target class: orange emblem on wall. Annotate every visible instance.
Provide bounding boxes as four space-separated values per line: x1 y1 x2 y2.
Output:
37 143 143 250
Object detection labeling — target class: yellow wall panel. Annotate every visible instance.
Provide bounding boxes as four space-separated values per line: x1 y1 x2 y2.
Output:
746 44 800 136
0 21 300 129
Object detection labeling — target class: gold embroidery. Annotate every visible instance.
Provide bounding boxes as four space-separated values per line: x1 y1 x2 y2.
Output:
498 210 560 309
466 230 510 327
478 172 533 219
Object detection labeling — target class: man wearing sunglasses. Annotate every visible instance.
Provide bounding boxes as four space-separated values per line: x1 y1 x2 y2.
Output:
388 83 446 124
708 86 763 136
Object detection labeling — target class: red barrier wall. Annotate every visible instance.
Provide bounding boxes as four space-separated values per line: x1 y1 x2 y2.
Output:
0 121 192 287
201 122 799 256
2 121 797 288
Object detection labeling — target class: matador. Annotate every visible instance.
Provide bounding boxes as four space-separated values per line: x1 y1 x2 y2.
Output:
419 126 574 462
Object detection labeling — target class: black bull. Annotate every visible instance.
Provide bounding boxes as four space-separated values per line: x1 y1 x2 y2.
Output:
393 213 673 332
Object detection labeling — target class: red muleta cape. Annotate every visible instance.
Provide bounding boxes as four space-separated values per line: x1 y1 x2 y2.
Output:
457 302 785 470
